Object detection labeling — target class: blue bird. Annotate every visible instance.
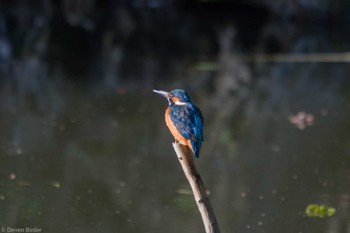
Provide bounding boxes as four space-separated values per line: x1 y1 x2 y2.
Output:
153 89 204 158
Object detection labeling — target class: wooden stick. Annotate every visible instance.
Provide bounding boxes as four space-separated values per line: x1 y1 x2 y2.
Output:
172 142 220 233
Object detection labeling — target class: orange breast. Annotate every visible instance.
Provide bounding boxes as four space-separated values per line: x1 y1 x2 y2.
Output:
165 107 195 154
165 107 187 144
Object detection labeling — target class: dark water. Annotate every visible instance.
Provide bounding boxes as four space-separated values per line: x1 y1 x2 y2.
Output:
1 3 350 233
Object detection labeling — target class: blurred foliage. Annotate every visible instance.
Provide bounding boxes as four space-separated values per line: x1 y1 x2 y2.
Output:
195 62 219 71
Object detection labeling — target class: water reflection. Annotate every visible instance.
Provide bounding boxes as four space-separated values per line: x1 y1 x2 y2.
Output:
1 3 350 233
2 69 350 233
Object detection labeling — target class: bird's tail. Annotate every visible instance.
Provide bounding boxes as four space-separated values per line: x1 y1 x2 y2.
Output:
188 140 200 158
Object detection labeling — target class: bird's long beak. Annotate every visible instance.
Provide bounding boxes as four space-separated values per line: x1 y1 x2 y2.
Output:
153 90 172 98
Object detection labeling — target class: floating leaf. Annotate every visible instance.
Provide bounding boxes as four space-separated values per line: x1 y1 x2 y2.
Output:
52 181 61 189
327 207 336 217
305 204 335 218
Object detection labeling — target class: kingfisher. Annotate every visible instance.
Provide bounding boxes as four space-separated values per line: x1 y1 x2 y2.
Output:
153 89 204 158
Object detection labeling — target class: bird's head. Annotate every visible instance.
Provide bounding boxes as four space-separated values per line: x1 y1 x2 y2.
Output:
153 89 192 106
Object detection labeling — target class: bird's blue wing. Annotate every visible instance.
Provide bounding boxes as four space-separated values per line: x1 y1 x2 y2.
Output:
191 105 204 157
170 104 204 157
193 105 204 141
170 105 194 139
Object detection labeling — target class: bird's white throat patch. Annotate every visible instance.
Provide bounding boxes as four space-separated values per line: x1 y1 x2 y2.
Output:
174 100 187 105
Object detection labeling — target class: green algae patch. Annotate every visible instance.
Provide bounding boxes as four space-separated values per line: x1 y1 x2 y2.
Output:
305 204 336 218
